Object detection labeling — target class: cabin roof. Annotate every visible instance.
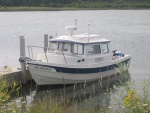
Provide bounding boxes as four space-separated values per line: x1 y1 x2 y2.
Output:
49 34 110 44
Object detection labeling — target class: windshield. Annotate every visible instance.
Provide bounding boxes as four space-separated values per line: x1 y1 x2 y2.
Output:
101 43 109 53
86 44 101 55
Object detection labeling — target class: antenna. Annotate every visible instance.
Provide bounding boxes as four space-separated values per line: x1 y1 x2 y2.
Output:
55 11 58 39
88 23 90 37
55 33 57 38
75 19 77 26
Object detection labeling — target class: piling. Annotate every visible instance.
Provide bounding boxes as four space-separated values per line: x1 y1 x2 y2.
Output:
20 36 27 85
44 34 48 52
20 36 26 57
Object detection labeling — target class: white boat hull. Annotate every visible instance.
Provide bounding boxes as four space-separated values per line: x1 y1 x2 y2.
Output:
28 56 131 85
29 69 116 85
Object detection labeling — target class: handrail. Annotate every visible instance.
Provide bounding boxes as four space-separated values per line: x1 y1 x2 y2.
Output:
31 47 34 59
27 46 31 58
44 51 48 63
27 45 48 62
27 45 51 49
27 45 67 64
27 46 34 60
61 50 67 64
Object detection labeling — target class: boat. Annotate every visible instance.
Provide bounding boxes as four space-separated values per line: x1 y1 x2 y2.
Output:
20 26 131 85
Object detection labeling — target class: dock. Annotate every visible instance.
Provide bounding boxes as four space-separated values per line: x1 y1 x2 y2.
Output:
0 66 32 86
0 35 49 86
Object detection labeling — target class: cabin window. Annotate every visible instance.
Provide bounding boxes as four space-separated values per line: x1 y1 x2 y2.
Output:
101 43 109 53
87 44 101 55
58 42 69 51
58 42 63 51
63 43 69 51
50 42 58 50
71 43 83 54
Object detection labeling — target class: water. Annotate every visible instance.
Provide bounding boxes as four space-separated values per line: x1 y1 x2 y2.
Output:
0 10 150 109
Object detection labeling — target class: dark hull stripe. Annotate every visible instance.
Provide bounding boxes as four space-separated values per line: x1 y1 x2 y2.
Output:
28 58 130 74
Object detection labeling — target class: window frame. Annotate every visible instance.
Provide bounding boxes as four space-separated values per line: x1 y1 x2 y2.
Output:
101 43 109 54
49 42 58 50
70 43 84 55
86 44 101 55
58 42 69 51
58 42 64 51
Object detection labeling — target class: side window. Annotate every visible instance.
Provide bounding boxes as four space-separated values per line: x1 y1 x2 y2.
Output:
58 42 63 51
101 43 109 53
71 43 83 54
94 45 101 54
50 42 58 50
87 44 101 55
58 42 69 51
78 44 83 54
63 43 69 51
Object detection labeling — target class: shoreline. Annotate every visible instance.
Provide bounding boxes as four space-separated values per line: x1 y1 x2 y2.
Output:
0 6 150 12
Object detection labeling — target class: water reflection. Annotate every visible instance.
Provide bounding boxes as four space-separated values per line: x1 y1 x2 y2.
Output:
19 71 130 110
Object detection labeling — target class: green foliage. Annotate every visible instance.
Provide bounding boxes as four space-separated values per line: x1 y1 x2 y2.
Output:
0 65 150 113
23 75 150 113
107 75 150 113
0 76 20 113
0 71 150 113
0 77 10 106
29 95 64 113
0 0 150 9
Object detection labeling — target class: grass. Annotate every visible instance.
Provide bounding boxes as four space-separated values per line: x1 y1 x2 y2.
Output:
27 75 150 113
0 72 20 113
110 77 150 113
0 2 150 12
0 64 150 113
0 6 94 11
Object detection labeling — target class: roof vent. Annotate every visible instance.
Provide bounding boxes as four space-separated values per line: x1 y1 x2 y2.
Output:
65 26 77 35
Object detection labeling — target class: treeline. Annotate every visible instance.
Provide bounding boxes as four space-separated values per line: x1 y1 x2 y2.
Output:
0 0 150 8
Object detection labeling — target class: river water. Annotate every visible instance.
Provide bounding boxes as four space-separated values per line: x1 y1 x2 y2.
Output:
0 10 150 109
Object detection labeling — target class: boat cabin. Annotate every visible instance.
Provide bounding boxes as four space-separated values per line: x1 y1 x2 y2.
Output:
37 27 112 65
38 35 112 65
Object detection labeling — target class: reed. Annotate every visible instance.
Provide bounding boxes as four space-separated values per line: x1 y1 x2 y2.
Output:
0 65 150 113
0 76 20 113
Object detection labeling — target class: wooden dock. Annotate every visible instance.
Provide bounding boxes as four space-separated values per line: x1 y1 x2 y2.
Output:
0 66 32 85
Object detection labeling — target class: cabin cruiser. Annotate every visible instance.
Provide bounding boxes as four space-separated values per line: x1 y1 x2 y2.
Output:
25 26 131 85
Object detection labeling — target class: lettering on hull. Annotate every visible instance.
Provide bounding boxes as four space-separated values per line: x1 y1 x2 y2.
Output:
35 66 56 72
95 57 104 62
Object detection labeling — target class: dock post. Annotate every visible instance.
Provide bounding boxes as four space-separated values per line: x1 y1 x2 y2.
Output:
20 36 27 85
44 34 48 52
44 34 49 62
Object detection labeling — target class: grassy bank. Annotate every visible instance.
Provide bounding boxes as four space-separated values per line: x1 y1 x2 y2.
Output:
26 75 150 113
0 69 150 113
0 2 150 11
0 6 83 11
